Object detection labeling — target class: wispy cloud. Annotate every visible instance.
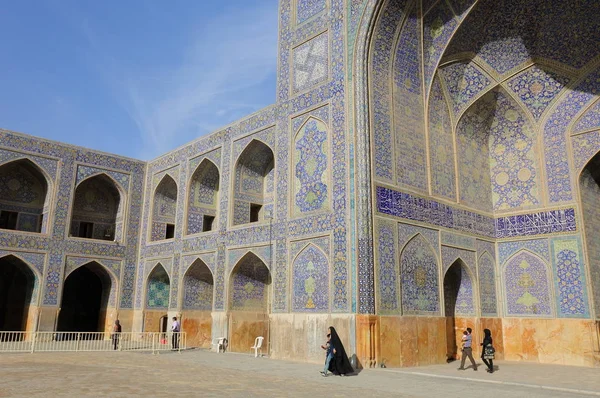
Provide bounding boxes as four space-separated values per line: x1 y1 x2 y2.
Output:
121 4 278 160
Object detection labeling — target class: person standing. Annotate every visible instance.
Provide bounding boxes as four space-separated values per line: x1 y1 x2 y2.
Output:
326 326 354 376
171 317 180 350
481 328 494 373
458 327 477 371
112 320 121 350
320 332 333 377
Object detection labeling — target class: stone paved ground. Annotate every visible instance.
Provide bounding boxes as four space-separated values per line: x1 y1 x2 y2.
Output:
1 350 599 397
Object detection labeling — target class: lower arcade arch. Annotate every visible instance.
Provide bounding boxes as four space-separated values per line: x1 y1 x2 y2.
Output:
0 255 36 332
57 262 112 333
228 252 271 353
443 259 476 361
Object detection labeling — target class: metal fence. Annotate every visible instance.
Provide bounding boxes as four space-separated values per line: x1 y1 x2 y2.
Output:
0 332 186 354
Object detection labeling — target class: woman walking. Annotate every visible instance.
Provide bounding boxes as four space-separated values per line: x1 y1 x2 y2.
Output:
325 326 354 376
481 328 494 373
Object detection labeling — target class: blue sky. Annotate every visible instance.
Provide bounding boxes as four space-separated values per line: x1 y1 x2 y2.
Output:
0 0 279 160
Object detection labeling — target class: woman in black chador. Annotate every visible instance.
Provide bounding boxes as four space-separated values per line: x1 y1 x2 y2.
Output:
327 326 354 376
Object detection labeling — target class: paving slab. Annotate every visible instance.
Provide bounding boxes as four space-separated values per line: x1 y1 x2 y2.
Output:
1 350 598 397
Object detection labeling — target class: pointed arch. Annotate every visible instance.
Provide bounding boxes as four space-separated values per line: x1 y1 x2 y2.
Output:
186 158 219 235
399 234 440 314
69 173 122 241
229 252 271 312
146 263 171 309
444 258 476 316
292 243 329 312
182 258 214 310
502 249 553 317
293 116 329 215
0 158 51 233
578 149 600 316
0 254 37 331
57 261 113 332
232 139 275 226
151 174 178 241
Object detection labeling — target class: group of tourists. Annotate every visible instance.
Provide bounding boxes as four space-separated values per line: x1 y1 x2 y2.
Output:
110 316 181 350
458 327 495 373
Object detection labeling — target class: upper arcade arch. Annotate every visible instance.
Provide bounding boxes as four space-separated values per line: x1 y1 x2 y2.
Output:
186 159 220 235
151 175 178 241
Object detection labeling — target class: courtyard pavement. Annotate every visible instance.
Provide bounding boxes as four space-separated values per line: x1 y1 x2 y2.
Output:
1 349 599 397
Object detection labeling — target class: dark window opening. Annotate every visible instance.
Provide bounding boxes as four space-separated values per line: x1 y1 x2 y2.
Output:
165 223 175 239
78 222 94 238
250 204 262 223
0 211 18 230
38 215 44 233
202 215 215 232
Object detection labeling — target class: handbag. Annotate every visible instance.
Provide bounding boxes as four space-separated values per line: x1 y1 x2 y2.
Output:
483 344 495 359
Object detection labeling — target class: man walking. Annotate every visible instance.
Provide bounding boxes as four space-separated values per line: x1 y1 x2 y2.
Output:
458 327 477 371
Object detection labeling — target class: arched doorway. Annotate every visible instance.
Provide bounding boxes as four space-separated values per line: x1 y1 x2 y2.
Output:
232 140 275 226
0 255 36 332
579 151 600 318
0 159 49 233
182 259 214 348
228 252 271 353
444 259 475 361
69 174 122 241
186 160 219 234
143 264 171 333
57 262 112 333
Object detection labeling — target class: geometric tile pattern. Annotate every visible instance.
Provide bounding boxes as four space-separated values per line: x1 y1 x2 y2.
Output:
293 32 328 93
296 0 327 25
573 100 600 134
503 250 552 317
478 252 497 316
146 264 170 309
438 60 492 118
377 220 398 314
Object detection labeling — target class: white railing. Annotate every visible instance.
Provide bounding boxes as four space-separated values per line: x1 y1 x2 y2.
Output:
0 332 186 354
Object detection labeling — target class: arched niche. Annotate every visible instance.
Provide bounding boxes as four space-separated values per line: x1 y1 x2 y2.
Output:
146 263 171 309
399 234 439 315
186 159 219 235
182 259 214 310
69 174 123 241
0 255 37 332
292 244 329 312
579 150 600 315
293 117 329 216
444 259 476 317
502 250 553 317
57 261 112 333
151 175 178 241
232 140 275 226
0 159 50 233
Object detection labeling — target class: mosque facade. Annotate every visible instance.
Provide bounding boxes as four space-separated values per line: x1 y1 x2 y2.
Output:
1 0 599 368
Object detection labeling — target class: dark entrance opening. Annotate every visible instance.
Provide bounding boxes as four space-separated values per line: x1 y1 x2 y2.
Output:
0 255 35 332
444 260 463 361
57 262 111 333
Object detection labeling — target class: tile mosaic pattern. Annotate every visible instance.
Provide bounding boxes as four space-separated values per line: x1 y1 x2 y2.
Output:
441 231 475 250
573 100 600 134
400 234 440 314
498 239 550 266
442 245 475 274
572 131 600 170
230 252 270 312
296 0 327 24
579 164 600 317
151 175 178 241
506 66 571 121
182 259 214 310
187 159 219 235
377 220 398 314
292 244 329 311
428 75 456 200
550 237 589 318
478 252 497 316
294 117 329 214
293 32 329 94
146 264 170 309
76 165 129 192
438 60 492 119
503 250 552 317
444 261 475 316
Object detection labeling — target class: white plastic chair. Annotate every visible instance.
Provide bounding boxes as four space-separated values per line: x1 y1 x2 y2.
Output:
212 337 226 353
251 336 264 358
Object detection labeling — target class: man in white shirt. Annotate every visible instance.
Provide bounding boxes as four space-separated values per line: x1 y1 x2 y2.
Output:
458 327 477 371
171 317 181 350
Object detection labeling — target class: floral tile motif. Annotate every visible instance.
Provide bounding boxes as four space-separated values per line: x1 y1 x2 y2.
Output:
503 250 552 317
400 234 440 314
551 237 590 318
292 244 329 311
438 60 492 118
478 252 497 315
293 32 329 93
296 0 327 25
573 100 600 135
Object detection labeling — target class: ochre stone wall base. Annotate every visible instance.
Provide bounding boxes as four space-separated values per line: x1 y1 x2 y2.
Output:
181 310 212 348
143 310 168 332
502 318 600 367
228 311 269 354
37 307 59 332
269 314 354 364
